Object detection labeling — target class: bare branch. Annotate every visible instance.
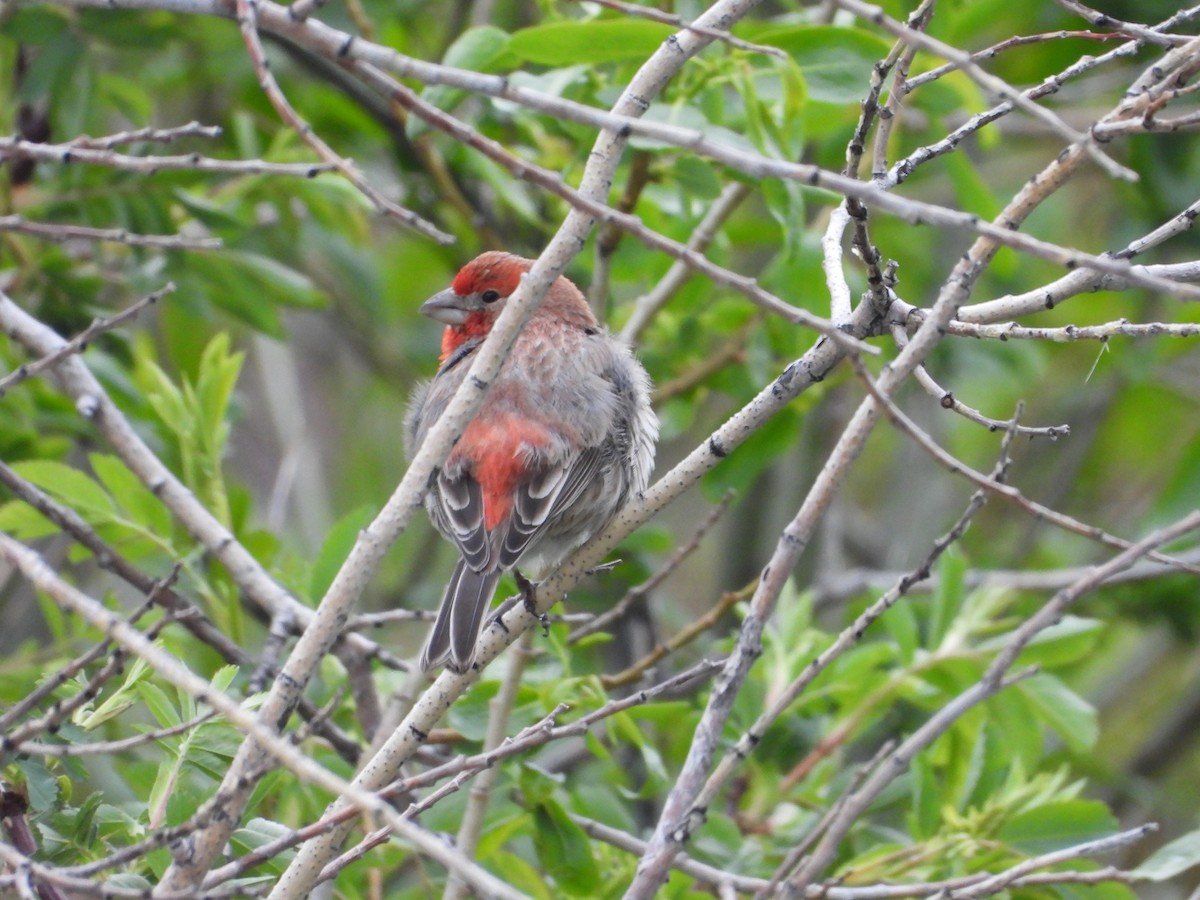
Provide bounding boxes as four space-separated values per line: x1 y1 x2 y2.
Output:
570 0 787 59
0 284 175 397
0 217 220 250
233 0 452 243
889 324 1070 438
0 136 331 176
789 515 1200 887
849 353 1200 575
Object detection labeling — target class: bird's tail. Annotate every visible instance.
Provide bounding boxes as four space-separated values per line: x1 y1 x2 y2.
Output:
420 560 502 672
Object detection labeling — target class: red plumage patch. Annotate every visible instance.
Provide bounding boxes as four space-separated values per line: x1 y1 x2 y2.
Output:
455 413 550 530
451 252 528 297
440 310 493 363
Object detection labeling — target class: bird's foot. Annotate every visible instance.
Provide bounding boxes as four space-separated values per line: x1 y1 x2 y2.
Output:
487 593 517 632
587 558 622 576
514 569 551 636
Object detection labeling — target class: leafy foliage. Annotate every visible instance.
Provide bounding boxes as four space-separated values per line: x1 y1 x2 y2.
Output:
1 0 1199 897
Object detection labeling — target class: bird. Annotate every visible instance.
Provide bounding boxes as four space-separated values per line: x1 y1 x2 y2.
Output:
405 252 658 672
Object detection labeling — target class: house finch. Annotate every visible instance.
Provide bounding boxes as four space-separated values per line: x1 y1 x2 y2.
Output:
406 252 658 672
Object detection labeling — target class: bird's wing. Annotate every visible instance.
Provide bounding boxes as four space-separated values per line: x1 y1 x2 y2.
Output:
498 445 608 568
434 471 492 572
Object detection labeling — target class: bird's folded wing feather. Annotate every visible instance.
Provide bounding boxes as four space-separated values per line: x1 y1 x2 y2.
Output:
500 445 608 568
435 473 491 571
432 442 611 576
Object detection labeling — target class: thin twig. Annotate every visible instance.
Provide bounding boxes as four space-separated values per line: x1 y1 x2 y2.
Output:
906 30 1135 93
16 712 216 757
0 136 331 176
63 121 224 148
697 415 1020 862
848 354 1200 575
835 0 1136 180
763 741 898 895
443 631 531 900
0 532 524 900
943 316 1200 342
1055 0 1189 47
570 490 736 643
354 62 878 354
570 0 787 58
233 0 451 243
618 182 753 344
0 283 175 397
0 217 220 250
890 324 1070 437
789 508 1200 887
2 596 187 759
601 581 754 689
201 660 722 889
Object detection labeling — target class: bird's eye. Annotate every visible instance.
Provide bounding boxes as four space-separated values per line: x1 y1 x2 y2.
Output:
481 289 501 304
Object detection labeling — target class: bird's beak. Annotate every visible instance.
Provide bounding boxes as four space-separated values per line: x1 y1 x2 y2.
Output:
419 288 470 325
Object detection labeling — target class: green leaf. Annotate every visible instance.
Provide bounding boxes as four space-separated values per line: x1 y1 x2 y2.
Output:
670 156 722 201
908 753 941 839
963 722 1014 811
172 189 247 232
101 873 154 891
0 500 60 540
518 764 562 807
134 347 189 437
16 758 59 811
223 253 325 308
194 333 243 448
138 681 182 729
3 7 71 43
761 178 807 261
755 26 893 103
880 597 919 663
209 665 239 695
999 799 1116 854
76 9 180 47
929 548 967 648
475 811 534 861
509 20 673 66
978 615 1104 670
1014 674 1097 754
308 505 376 601
147 750 185 829
1132 828 1200 881
12 460 116 519
231 817 296 857
489 850 554 899
531 798 601 895
78 655 152 730
983 688 1043 771
945 150 1003 222
411 27 514 139
72 792 103 846
447 680 500 742
89 453 171 535
94 802 146 841
446 24 512 71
